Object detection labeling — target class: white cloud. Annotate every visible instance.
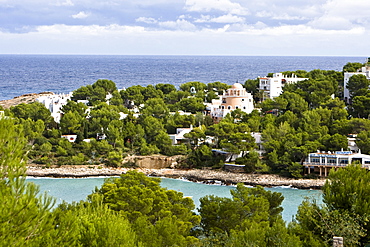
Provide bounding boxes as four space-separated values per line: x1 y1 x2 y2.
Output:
72 11 90 19
195 14 245 23
0 22 368 56
256 11 307 21
308 0 370 30
35 24 146 36
158 19 197 31
136 17 158 24
185 0 249 15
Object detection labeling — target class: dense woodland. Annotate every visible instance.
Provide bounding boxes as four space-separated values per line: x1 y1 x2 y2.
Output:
1 62 370 178
2 116 370 246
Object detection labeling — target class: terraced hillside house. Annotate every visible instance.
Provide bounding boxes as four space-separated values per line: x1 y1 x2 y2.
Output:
259 73 308 100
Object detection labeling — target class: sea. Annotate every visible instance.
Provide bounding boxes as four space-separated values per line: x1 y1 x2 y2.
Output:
0 55 364 101
3 55 362 222
27 176 322 223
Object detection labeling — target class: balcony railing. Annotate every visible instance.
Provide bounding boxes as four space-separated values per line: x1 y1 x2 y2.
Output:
303 162 347 167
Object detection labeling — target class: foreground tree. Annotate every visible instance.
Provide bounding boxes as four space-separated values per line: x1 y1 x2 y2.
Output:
198 184 301 246
92 170 201 247
291 165 370 246
0 118 74 246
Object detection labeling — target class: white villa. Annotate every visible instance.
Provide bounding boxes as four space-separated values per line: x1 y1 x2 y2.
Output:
169 126 215 146
303 150 370 176
206 83 254 123
36 93 72 123
169 127 193 145
344 59 370 103
259 73 308 100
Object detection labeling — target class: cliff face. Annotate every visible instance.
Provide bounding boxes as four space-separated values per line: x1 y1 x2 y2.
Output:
123 155 181 169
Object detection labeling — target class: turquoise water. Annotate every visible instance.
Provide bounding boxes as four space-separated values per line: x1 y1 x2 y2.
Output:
27 177 322 222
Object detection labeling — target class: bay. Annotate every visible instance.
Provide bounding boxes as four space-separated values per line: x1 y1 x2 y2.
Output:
27 176 322 223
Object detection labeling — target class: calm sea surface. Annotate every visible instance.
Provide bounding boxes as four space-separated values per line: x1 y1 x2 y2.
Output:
0 55 364 100
27 177 322 223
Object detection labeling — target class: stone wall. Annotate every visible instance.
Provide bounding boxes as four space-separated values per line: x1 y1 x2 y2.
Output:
123 155 180 169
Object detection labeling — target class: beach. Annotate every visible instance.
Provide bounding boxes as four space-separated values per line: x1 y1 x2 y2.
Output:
26 165 326 189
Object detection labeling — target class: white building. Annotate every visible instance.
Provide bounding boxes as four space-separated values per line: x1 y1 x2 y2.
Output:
37 93 72 123
169 127 193 145
343 60 370 103
303 150 370 176
259 73 308 100
206 83 254 122
347 134 359 153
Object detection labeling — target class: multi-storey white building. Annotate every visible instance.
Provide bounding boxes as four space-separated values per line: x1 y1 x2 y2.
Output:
344 61 370 103
259 73 308 100
303 150 370 176
36 93 72 123
206 83 254 122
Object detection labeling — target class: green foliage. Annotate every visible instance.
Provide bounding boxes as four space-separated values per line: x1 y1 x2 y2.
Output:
93 171 201 247
185 144 223 168
54 195 142 247
292 201 366 246
343 62 364 72
155 83 177 94
140 98 169 119
293 165 370 245
18 118 45 144
198 184 298 246
176 97 206 113
0 118 75 246
199 184 284 235
347 74 370 98
356 131 370 154
11 101 55 127
236 150 267 173
180 81 207 94
350 95 370 118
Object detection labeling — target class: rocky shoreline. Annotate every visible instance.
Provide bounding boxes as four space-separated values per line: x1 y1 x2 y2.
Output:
26 165 326 189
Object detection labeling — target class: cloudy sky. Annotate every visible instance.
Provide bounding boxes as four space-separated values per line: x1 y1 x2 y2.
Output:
0 0 369 55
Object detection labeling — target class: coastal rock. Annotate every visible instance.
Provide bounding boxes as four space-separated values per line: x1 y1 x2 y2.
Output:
123 155 181 169
26 166 326 189
0 92 54 109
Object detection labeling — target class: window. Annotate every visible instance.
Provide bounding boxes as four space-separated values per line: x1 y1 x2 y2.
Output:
235 106 239 109
228 106 231 110
241 99 244 101
312 158 320 163
221 106 225 109
365 161 370 164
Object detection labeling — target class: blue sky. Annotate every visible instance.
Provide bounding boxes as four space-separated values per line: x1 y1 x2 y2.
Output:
0 0 369 55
